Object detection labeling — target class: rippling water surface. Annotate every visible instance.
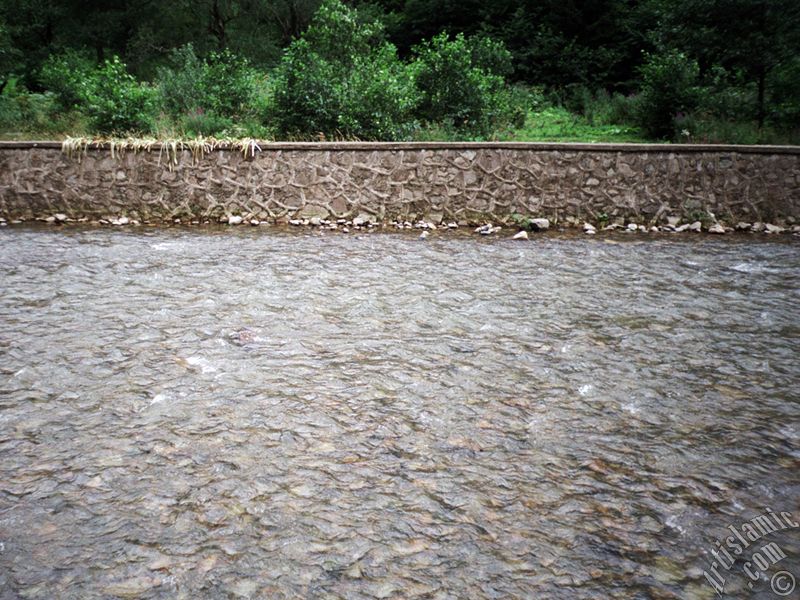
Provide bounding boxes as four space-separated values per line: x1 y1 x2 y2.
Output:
0 227 798 599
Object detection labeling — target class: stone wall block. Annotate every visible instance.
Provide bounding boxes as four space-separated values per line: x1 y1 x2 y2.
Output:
0 144 797 224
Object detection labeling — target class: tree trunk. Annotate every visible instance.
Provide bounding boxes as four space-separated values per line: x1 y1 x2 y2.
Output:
756 65 766 129
210 0 227 49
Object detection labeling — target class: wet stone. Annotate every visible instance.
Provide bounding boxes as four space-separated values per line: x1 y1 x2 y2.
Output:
530 218 550 231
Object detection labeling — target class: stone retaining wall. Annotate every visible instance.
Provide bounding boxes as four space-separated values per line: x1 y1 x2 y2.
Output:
0 141 798 224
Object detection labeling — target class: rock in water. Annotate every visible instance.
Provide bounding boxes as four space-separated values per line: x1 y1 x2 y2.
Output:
765 223 785 234
708 223 726 234
353 213 375 227
228 215 243 225
530 218 550 231
688 221 702 232
419 230 429 240
512 230 528 240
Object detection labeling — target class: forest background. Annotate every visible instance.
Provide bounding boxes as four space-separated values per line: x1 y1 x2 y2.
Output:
0 0 797 144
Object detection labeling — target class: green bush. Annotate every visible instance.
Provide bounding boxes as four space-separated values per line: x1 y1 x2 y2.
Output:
156 45 204 118
335 44 420 139
302 0 383 66
672 113 794 145
38 50 95 110
178 110 235 137
634 50 699 139
467 35 514 79
269 0 418 140
0 90 88 136
269 39 340 137
564 86 637 127
39 54 156 135
411 32 517 136
695 66 755 122
0 92 22 130
496 84 530 130
80 57 156 134
156 44 259 123
766 57 800 128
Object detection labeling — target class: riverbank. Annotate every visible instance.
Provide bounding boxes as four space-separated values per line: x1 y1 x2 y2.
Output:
3 216 798 241
1 141 798 229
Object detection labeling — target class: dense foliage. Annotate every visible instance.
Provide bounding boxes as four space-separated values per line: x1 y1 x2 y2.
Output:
269 0 418 139
412 33 518 136
0 0 797 142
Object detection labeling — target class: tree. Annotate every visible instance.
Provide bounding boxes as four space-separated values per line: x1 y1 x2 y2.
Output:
269 0 418 139
411 32 510 135
0 20 19 92
647 0 800 127
634 49 699 138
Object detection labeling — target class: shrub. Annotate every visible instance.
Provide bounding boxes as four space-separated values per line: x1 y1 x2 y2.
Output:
269 0 418 140
269 39 340 136
0 90 89 136
156 44 259 122
38 50 95 110
634 50 699 139
156 44 205 118
765 57 800 128
302 0 382 65
411 33 518 136
495 84 530 130
467 35 514 79
179 110 235 137
564 86 637 126
336 44 420 139
671 113 794 145
80 57 156 134
695 66 755 122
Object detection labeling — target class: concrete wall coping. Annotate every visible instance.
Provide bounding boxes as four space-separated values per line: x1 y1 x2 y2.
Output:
1 140 799 155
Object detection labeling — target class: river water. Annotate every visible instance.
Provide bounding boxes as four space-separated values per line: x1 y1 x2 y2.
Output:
0 226 798 599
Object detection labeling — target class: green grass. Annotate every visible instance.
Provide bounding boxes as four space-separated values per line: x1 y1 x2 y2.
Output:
2 101 793 144
500 106 650 143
